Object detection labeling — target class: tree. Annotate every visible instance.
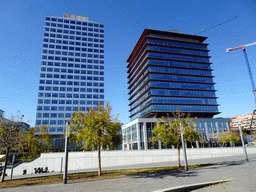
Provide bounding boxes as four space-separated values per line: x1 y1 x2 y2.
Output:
229 130 241 144
20 125 52 161
0 116 25 182
70 103 122 176
217 131 229 146
151 112 200 167
218 130 241 147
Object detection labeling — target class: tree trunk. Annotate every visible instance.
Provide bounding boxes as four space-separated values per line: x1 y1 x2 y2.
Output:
177 144 180 168
98 144 101 176
1 148 9 183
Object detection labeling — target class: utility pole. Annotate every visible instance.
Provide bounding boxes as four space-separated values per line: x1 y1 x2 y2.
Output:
180 123 188 171
63 122 69 184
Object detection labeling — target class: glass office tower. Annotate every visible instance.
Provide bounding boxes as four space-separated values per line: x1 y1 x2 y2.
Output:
127 29 220 120
35 14 104 148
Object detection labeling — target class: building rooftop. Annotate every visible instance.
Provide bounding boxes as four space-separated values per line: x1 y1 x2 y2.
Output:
63 14 89 21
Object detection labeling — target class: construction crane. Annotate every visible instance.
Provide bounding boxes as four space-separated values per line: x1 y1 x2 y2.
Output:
226 42 256 133
194 16 237 35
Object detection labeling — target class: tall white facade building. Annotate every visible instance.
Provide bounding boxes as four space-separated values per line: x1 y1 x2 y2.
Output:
35 14 104 148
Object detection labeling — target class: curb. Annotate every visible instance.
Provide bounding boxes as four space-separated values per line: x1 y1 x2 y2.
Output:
153 179 232 192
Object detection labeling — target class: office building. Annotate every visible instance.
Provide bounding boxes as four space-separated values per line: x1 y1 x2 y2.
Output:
122 29 230 150
35 14 104 149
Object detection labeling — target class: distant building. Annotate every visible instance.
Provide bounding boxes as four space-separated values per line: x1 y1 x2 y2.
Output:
0 109 30 130
0 110 4 118
122 29 230 150
230 112 256 130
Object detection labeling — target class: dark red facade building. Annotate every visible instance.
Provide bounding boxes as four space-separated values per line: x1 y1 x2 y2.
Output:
127 29 220 120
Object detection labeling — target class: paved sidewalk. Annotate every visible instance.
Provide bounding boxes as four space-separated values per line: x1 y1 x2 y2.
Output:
1 154 256 192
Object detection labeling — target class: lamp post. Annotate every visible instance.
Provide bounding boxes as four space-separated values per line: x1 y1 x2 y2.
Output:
239 125 248 162
63 121 69 184
180 123 188 171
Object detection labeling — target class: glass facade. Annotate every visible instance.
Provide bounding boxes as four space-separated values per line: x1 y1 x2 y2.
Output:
122 118 230 150
35 14 104 134
127 29 219 120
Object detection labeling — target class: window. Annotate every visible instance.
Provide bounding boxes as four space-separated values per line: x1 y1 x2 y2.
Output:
59 107 65 111
65 113 72 118
53 80 60 85
52 93 58 97
39 86 44 90
61 63 67 67
42 120 49 125
45 93 51 97
44 106 50 111
43 113 49 118
52 87 58 91
58 113 64 118
37 113 42 118
57 120 64 125
44 100 51 104
38 93 44 97
38 99 43 104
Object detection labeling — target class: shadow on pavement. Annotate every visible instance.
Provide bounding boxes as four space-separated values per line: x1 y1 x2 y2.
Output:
131 170 198 179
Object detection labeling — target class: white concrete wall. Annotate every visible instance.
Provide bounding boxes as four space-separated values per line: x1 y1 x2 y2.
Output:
8 147 256 176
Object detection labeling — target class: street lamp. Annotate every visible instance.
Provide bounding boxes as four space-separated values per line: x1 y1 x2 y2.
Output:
239 125 248 162
180 123 188 171
63 121 69 184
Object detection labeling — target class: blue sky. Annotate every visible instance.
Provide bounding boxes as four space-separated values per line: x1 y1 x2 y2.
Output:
1 0 256 126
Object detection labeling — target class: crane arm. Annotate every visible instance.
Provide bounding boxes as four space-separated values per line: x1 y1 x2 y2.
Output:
244 42 256 48
226 41 256 53
226 45 245 53
194 16 237 35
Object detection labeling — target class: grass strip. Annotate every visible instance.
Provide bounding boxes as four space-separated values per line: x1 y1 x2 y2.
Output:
0 163 214 189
